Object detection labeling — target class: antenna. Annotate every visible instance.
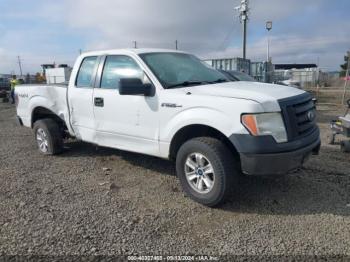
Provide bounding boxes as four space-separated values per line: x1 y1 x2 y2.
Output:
235 0 249 59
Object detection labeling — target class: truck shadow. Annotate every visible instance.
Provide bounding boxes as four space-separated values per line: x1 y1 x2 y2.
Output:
60 141 350 216
61 141 176 176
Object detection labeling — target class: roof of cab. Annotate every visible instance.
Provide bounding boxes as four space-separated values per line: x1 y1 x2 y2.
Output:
80 48 187 57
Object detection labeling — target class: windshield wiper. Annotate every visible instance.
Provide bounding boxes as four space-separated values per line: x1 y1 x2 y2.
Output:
167 81 207 89
208 78 228 84
167 78 227 89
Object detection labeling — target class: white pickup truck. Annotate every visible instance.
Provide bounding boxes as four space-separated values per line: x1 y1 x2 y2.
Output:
15 49 320 206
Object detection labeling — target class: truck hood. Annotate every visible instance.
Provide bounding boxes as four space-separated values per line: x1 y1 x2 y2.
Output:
180 81 305 111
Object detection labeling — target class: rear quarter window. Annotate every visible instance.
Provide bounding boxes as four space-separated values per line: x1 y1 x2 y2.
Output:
76 56 98 88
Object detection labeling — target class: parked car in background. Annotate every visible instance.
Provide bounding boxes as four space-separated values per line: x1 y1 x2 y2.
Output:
219 70 256 82
0 77 10 100
0 77 10 91
278 79 301 88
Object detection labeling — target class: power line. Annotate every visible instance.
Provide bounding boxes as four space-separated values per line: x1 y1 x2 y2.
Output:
217 19 239 51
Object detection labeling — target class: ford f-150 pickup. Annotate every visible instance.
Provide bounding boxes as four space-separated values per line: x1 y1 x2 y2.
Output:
15 49 320 206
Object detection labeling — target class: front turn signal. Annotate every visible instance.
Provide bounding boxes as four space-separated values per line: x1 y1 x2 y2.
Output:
241 114 258 136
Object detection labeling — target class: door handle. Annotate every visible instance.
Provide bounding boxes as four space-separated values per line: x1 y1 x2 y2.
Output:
94 97 104 107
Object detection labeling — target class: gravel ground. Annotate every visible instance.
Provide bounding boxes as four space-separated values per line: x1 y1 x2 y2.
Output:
0 101 349 259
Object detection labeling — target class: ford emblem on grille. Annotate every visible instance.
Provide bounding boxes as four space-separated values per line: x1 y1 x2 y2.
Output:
307 110 315 122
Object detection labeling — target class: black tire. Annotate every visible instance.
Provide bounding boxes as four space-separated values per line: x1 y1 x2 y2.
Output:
340 140 350 153
328 133 336 145
176 137 238 207
33 119 63 155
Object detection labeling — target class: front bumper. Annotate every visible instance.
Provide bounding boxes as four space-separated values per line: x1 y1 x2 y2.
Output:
239 138 320 175
230 128 321 175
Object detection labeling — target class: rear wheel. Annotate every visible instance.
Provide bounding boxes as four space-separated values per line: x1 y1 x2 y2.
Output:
327 133 336 145
33 119 63 155
176 137 238 207
340 140 350 153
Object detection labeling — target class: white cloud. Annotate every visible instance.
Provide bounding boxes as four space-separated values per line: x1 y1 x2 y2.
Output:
0 28 76 74
0 0 348 73
249 0 328 22
55 0 347 70
60 0 238 51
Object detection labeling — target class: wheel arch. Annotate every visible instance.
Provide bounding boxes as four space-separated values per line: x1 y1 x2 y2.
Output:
31 106 65 129
169 124 240 161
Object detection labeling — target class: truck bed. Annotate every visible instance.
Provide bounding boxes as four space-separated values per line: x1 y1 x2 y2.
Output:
16 84 69 128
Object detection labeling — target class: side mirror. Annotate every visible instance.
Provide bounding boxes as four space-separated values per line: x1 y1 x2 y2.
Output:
119 78 154 96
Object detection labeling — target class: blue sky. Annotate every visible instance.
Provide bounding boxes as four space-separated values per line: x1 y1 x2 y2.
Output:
0 0 349 74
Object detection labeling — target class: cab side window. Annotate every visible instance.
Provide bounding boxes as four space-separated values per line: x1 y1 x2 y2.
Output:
100 55 143 89
76 56 98 88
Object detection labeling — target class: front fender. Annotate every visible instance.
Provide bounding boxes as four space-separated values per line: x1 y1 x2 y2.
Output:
160 107 247 143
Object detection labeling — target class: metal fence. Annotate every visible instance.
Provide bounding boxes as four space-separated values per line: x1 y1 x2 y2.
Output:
203 58 332 88
250 62 273 83
271 69 330 88
204 58 251 74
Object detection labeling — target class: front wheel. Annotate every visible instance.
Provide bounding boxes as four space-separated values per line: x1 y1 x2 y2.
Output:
176 137 238 207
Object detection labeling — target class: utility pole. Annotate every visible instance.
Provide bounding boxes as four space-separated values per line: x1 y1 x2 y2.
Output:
79 49 82 55
175 40 178 50
17 56 23 76
266 21 272 62
342 51 350 105
235 0 249 59
133 41 137 49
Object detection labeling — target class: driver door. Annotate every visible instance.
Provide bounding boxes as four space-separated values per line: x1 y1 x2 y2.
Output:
93 55 160 155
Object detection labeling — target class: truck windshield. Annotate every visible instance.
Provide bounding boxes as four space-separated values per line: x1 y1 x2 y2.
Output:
139 53 228 89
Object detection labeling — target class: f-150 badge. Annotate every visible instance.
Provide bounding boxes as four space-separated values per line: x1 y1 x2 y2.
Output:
161 103 182 108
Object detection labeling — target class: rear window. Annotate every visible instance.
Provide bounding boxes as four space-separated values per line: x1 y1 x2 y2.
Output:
76 56 98 88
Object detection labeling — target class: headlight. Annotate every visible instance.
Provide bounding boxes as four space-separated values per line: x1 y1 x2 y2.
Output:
241 112 287 143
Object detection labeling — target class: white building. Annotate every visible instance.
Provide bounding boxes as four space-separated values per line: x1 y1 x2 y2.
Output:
45 67 72 84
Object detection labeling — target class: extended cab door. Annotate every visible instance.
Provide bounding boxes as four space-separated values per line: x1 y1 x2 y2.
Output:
92 55 160 156
68 56 99 142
